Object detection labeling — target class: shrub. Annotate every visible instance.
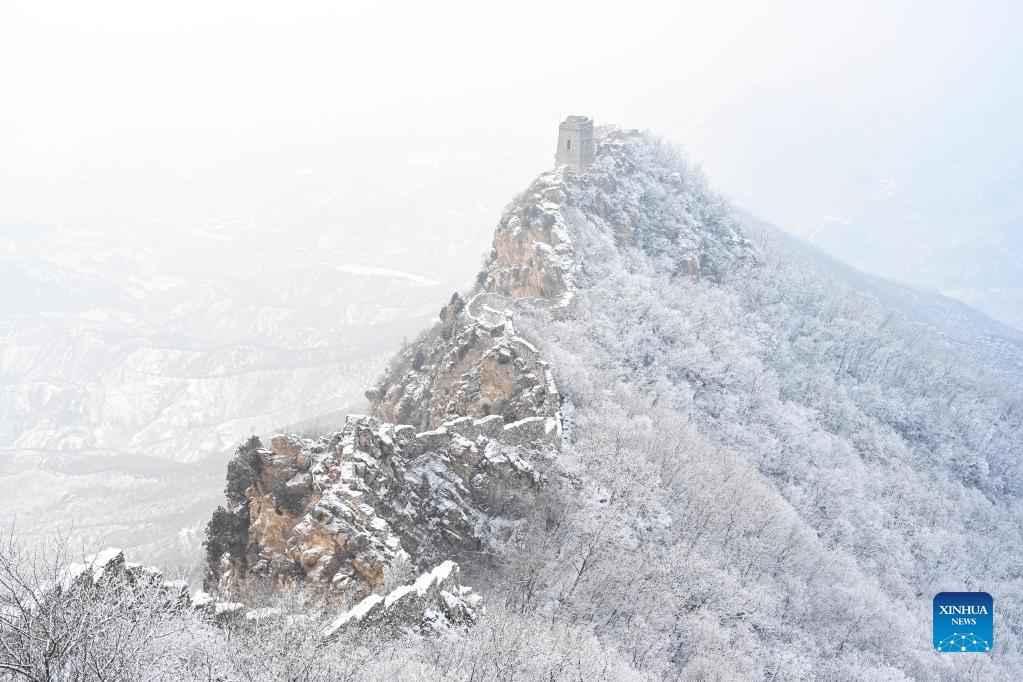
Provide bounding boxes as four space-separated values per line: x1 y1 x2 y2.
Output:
203 505 249 576
225 435 263 504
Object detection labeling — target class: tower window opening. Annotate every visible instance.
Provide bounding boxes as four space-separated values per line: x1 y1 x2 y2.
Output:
566 139 571 150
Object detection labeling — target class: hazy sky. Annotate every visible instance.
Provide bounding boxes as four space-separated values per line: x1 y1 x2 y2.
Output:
2 1 1021 278
5 1 1020 160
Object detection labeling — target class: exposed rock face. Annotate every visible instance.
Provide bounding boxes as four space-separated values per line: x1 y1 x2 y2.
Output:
368 172 572 432
207 415 552 602
369 292 563 432
478 177 575 303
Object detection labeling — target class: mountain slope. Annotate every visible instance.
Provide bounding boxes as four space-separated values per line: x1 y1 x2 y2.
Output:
749 210 1023 383
684 87 1023 331
206 127 1023 679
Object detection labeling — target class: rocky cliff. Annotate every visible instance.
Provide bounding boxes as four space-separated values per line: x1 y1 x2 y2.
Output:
204 158 583 607
203 125 753 613
205 417 554 602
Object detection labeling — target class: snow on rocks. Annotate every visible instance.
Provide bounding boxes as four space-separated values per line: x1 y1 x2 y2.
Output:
322 560 480 639
208 415 545 603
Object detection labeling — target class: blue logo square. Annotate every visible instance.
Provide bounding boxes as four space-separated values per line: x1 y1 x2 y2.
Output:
933 592 993 652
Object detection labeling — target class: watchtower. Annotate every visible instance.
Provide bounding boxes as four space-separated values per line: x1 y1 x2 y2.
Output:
555 116 594 172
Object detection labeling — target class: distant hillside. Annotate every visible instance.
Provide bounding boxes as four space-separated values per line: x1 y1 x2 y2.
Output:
746 209 1023 384
684 87 1023 331
0 222 449 565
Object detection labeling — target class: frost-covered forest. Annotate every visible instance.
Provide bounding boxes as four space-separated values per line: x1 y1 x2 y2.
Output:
501 136 1023 678
3 132 1022 681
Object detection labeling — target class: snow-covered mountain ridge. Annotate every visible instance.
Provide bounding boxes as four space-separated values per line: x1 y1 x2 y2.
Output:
203 125 1021 678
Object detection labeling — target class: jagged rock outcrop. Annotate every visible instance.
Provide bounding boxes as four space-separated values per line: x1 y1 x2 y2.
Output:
477 177 575 303
368 291 563 431
207 416 551 602
50 548 233 617
367 167 574 432
55 548 189 603
60 548 479 637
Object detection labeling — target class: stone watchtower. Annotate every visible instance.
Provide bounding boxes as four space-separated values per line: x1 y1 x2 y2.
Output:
555 115 594 172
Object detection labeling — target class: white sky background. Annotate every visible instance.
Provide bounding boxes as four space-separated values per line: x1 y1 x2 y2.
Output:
1 0 1022 282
